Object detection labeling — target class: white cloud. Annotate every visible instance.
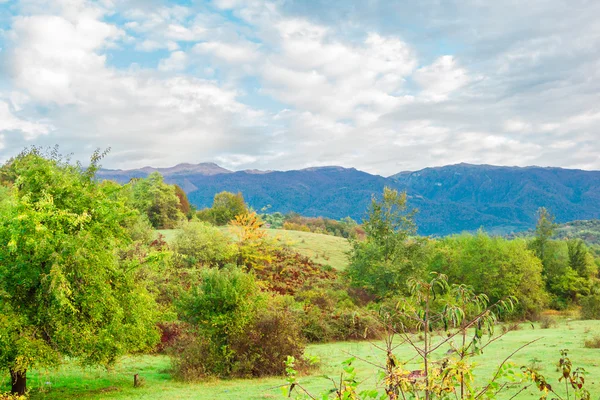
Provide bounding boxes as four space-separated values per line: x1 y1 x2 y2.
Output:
3 0 600 175
158 51 188 72
193 40 260 64
413 56 470 101
0 101 53 140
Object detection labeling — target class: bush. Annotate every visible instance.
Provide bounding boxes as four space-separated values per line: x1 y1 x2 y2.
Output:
155 321 188 353
538 314 558 329
228 304 306 377
173 268 307 379
584 334 600 348
172 222 235 268
0 393 27 400
580 292 600 319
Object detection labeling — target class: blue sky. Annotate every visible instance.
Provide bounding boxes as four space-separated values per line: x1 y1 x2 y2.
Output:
0 0 599 175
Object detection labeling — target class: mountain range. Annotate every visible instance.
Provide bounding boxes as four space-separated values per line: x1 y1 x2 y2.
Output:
97 163 600 236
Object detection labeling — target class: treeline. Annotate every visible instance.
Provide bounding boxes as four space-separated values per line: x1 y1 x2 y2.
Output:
1 149 599 397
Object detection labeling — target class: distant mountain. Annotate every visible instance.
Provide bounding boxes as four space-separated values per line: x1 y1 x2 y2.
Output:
98 162 231 180
98 162 600 236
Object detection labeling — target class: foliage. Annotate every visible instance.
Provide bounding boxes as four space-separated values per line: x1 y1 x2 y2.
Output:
430 232 548 318
130 172 185 229
230 211 274 270
254 247 336 295
584 335 600 348
286 274 525 400
174 267 306 378
347 187 428 298
172 221 235 268
173 184 192 218
281 214 363 239
530 207 557 263
0 392 27 400
197 191 248 226
580 290 600 319
0 149 159 394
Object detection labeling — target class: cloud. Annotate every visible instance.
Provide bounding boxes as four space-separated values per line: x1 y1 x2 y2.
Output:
413 56 470 101
158 50 188 71
2 0 600 175
0 100 53 140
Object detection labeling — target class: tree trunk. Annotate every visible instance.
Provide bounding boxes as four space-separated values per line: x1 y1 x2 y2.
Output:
10 369 27 395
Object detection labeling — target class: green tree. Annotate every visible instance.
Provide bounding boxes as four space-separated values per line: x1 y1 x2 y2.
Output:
0 149 159 394
347 187 427 298
131 172 184 229
172 221 235 268
530 207 557 264
567 238 596 278
430 233 548 317
199 191 248 226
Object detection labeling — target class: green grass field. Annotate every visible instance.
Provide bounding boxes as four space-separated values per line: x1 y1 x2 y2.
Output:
157 228 351 270
8 320 600 400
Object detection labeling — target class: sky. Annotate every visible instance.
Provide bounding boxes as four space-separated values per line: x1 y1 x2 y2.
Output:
0 0 599 176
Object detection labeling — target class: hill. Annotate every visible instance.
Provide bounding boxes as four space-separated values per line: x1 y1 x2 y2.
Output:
511 219 600 246
103 163 600 236
156 228 351 270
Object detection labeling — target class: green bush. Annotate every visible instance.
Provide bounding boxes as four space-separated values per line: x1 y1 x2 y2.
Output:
228 303 306 377
172 221 235 268
173 267 306 379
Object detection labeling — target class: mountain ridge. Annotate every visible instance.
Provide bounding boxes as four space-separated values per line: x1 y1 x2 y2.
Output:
97 162 600 236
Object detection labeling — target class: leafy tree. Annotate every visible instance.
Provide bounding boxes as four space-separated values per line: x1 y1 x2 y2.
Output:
174 184 192 218
198 191 248 226
567 238 596 278
0 149 159 394
430 233 548 317
176 267 264 377
347 187 427 298
230 211 274 270
530 207 557 265
131 172 184 229
172 221 235 268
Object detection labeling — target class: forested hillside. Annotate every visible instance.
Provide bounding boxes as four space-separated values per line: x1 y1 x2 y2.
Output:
99 163 600 235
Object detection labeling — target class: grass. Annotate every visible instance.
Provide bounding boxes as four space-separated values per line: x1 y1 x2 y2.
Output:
7 320 600 399
265 229 350 270
156 228 351 270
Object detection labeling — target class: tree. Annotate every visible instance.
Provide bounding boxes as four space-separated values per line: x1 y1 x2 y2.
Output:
172 221 235 268
174 184 192 218
0 149 159 394
347 187 427 298
198 191 248 226
567 238 596 278
130 172 184 229
531 207 557 264
430 233 548 317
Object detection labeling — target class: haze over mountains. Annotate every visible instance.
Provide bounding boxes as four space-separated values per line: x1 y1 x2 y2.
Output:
98 163 600 236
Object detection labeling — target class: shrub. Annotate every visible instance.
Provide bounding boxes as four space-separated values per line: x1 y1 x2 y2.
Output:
538 314 558 329
584 334 600 348
172 221 235 268
0 393 27 400
229 304 306 377
155 321 188 353
174 268 307 379
580 292 600 319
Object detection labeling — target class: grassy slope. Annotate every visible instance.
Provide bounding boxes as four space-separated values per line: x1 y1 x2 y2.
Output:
156 228 351 270
10 320 600 399
265 229 350 270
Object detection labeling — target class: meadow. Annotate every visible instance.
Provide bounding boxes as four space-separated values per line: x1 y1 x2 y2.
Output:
158 228 351 270
10 320 600 399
